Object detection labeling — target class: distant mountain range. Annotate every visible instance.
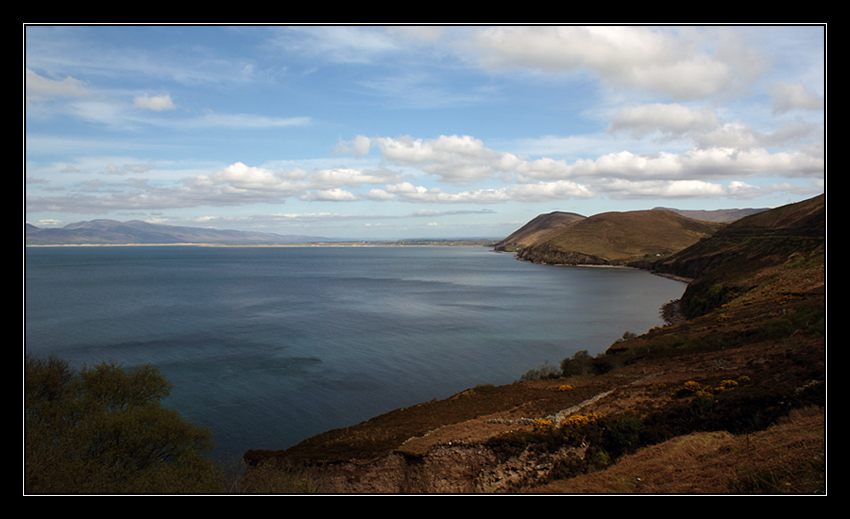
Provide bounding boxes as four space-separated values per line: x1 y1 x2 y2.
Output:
653 206 770 223
25 219 331 246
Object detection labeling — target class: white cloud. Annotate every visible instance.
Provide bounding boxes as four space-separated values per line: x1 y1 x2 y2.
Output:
188 113 312 129
334 135 372 158
468 26 760 99
607 103 722 140
359 134 527 184
566 146 823 182
607 101 823 152
599 178 728 199
302 167 402 188
133 93 176 111
371 179 594 204
299 188 361 202
770 81 824 114
25 69 92 101
270 26 401 64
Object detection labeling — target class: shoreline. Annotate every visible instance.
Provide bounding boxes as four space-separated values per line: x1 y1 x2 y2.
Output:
25 241 495 249
498 250 693 283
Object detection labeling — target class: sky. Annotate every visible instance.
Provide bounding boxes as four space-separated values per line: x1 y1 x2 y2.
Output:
24 25 825 241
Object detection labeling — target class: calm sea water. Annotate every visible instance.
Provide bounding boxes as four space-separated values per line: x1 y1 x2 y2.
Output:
25 245 686 456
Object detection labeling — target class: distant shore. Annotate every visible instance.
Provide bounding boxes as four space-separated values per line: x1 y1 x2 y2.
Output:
25 240 497 248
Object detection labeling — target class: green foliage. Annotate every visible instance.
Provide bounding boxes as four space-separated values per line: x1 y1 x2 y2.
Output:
683 282 743 319
25 355 223 494
519 360 561 381
560 350 593 377
600 413 644 457
590 354 619 374
559 349 622 378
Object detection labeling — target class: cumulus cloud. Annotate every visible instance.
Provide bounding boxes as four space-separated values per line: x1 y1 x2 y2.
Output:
369 179 594 204
299 188 361 202
607 103 722 141
468 26 761 99
566 147 823 182
196 162 402 198
770 81 824 114
597 177 814 201
345 134 528 184
607 101 823 152
347 129 822 188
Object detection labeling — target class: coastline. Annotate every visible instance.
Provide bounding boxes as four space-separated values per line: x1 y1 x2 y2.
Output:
497 249 693 283
25 241 495 249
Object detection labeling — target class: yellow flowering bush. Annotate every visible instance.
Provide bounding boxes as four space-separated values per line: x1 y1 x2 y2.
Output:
557 384 573 392
683 380 702 393
714 379 739 392
673 380 711 398
561 413 601 428
532 419 554 432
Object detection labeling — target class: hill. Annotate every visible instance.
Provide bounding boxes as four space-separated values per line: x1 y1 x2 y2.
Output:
512 209 722 266
493 211 586 252
654 206 769 223
240 194 825 494
25 220 330 246
643 194 825 320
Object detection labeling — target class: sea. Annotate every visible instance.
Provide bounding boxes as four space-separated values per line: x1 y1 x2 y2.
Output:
24 245 687 457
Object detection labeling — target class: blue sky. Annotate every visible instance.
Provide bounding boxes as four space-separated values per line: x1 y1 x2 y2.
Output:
25 25 825 240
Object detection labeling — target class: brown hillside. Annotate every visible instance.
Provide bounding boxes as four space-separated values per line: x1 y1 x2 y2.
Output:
515 209 721 265
493 211 585 251
646 194 825 320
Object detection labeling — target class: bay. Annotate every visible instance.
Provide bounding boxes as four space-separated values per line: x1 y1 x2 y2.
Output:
24 245 687 457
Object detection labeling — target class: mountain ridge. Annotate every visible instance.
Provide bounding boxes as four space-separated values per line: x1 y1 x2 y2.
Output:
653 206 770 223
25 219 331 246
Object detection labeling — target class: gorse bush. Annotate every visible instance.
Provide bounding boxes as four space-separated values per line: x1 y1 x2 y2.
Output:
25 355 224 494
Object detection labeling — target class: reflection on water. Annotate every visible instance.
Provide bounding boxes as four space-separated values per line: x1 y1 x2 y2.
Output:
25 246 686 455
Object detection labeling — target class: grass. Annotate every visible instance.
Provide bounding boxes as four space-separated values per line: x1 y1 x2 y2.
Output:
529 406 825 494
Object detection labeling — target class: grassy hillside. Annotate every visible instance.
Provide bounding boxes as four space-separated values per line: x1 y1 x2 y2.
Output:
241 195 825 494
644 194 825 320
514 209 722 265
493 211 586 252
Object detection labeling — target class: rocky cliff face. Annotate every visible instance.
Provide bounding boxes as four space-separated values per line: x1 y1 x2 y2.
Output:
292 442 588 493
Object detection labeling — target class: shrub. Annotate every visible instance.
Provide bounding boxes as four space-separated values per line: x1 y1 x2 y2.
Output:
600 413 644 457
25 355 223 494
560 350 593 377
519 361 561 381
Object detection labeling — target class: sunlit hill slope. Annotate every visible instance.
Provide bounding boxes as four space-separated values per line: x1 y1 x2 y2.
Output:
501 208 723 266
